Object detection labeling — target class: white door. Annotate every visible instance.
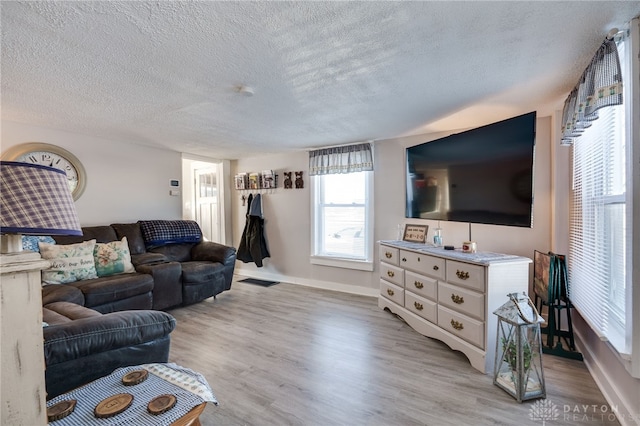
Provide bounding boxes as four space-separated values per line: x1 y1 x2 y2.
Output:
195 166 220 242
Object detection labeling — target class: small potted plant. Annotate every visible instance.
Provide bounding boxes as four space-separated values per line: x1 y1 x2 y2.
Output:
502 337 533 373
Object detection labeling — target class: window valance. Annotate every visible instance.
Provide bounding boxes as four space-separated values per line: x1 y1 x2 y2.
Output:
308 142 373 176
560 37 624 145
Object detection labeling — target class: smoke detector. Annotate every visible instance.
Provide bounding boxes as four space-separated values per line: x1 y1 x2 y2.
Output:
235 85 254 96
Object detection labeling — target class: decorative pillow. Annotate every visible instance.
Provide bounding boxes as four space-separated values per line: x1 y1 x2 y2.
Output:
39 239 98 284
93 237 135 277
138 220 202 249
22 235 56 252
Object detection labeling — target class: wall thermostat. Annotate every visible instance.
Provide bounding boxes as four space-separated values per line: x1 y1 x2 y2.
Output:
170 180 180 187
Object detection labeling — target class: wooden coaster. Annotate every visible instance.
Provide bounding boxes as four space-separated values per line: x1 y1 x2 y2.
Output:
122 369 148 386
147 394 177 415
94 393 134 418
47 399 76 422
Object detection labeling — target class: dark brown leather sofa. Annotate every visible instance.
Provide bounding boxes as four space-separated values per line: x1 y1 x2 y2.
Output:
40 220 236 399
49 220 237 311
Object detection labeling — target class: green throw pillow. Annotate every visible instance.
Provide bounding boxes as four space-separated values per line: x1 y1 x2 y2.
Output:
93 237 135 277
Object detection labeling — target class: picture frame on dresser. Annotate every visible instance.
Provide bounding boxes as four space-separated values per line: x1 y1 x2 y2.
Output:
402 224 428 243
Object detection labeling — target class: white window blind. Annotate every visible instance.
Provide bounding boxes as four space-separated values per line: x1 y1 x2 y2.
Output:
568 35 628 354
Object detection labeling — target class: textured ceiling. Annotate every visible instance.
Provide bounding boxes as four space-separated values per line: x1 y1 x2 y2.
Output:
1 1 639 159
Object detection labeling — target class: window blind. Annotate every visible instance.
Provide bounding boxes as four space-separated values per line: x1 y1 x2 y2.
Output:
568 91 627 354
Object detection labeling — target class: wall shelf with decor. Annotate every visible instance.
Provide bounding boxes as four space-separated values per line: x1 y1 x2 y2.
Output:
234 170 306 193
234 170 278 193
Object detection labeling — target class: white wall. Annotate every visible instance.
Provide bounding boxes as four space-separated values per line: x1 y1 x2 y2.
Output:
233 116 553 297
1 121 183 225
1 117 552 296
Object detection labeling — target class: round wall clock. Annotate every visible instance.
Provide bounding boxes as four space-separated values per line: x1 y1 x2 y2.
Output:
1 142 87 200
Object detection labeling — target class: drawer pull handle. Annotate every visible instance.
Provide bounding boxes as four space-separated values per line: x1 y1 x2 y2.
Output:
451 294 464 304
433 265 439 271
387 289 395 296
456 270 470 280
414 301 423 311
414 281 424 289
402 257 407 262
385 252 392 259
417 257 421 262
451 319 464 330
387 271 395 278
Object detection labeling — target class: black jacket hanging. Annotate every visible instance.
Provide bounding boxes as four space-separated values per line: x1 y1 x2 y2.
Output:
237 193 270 267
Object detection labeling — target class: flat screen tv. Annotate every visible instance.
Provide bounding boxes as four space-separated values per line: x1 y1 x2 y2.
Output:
405 111 536 227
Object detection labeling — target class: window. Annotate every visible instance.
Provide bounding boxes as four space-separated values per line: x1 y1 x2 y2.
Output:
567 32 630 355
311 171 374 270
309 142 374 270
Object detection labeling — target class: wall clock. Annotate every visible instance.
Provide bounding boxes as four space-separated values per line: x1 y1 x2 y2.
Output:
1 142 87 200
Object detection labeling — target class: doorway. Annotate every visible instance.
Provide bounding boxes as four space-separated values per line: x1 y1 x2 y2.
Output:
182 157 229 245
195 166 219 242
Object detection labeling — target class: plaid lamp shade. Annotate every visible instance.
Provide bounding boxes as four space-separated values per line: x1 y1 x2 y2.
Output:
0 161 82 235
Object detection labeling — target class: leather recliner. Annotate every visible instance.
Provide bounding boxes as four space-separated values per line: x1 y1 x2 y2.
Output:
42 301 176 399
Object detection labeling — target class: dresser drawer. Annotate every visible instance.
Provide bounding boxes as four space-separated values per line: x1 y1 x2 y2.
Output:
380 280 404 305
380 262 403 286
405 292 437 323
445 260 485 292
405 270 437 301
400 250 445 280
438 282 485 320
438 305 485 349
379 245 399 266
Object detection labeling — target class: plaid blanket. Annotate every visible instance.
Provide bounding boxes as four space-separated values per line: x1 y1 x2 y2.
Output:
138 220 202 248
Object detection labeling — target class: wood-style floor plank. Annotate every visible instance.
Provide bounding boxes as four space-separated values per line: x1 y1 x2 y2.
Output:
168 278 619 425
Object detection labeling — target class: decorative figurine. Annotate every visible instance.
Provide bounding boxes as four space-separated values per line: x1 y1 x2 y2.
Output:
283 172 293 189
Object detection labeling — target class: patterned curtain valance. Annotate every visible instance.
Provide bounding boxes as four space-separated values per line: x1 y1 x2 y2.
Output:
308 142 374 176
560 37 623 145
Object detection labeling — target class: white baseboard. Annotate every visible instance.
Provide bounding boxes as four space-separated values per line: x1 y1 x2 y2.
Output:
233 268 379 298
573 327 639 426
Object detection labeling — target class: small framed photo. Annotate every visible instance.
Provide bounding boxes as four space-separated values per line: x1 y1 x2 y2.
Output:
403 224 428 243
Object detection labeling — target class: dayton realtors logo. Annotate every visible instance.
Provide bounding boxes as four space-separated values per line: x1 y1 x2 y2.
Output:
529 399 622 424
529 399 560 425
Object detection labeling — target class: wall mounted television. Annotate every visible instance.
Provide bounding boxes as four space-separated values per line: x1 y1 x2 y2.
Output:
405 111 536 227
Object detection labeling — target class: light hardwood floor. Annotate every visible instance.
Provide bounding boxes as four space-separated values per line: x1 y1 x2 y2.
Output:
168 278 619 426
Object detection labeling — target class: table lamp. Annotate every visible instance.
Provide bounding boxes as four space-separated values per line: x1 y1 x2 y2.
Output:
1 161 82 254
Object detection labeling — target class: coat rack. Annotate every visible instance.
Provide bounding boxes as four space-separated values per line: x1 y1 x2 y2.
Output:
234 170 305 195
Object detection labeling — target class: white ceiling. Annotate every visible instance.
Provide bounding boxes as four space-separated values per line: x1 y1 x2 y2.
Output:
1 1 639 160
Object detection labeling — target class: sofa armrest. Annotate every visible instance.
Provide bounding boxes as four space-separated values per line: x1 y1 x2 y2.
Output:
43 310 176 366
192 241 237 290
191 241 236 266
130 252 170 267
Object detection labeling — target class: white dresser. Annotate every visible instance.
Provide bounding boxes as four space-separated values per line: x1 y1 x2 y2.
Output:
378 240 531 374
